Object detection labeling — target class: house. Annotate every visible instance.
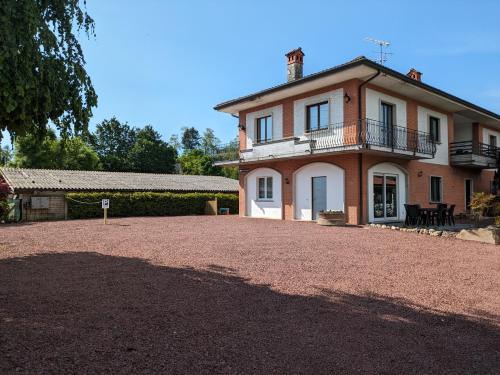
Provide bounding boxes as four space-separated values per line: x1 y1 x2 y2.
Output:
0 168 239 221
213 48 500 224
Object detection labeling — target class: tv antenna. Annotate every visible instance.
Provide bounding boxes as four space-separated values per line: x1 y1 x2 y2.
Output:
364 37 393 65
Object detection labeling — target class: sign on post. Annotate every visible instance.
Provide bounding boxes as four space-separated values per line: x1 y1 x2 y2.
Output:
102 199 110 224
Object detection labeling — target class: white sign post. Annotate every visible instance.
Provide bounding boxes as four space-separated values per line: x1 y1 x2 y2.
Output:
102 199 110 224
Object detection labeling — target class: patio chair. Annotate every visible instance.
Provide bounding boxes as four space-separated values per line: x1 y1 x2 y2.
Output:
404 204 420 226
446 204 456 226
432 203 448 226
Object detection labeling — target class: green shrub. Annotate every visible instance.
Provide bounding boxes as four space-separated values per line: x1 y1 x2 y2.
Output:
67 191 239 219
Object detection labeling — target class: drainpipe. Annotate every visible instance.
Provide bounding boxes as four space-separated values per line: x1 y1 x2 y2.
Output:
357 70 381 225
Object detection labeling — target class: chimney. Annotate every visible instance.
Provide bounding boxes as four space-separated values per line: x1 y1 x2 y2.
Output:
406 68 422 82
286 47 304 82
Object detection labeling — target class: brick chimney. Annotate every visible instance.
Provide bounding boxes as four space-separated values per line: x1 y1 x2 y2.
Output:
286 48 304 82
407 68 422 82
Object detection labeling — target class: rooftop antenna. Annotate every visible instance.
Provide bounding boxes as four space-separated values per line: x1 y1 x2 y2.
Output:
364 37 393 65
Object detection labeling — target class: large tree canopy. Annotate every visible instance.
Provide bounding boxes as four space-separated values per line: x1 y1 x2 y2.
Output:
0 0 97 141
128 125 177 174
89 117 137 172
11 130 101 170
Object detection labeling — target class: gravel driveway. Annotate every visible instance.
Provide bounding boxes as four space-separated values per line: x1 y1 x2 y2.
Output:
0 216 499 374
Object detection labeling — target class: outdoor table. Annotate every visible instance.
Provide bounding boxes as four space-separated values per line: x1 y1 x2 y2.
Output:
418 207 438 226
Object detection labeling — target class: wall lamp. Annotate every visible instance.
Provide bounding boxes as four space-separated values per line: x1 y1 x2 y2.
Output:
344 93 351 103
417 171 423 177
285 177 290 184
238 123 246 131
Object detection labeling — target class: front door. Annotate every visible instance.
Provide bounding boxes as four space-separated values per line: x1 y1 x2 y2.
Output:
312 176 327 220
373 174 398 220
465 179 473 212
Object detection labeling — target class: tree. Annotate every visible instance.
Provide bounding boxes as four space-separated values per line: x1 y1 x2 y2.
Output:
201 128 220 155
181 126 200 151
90 117 137 171
0 0 97 141
168 134 181 153
179 149 220 176
11 130 101 170
128 125 177 173
57 137 101 170
0 146 12 166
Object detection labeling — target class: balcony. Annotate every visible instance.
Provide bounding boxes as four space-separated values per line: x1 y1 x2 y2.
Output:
450 141 499 169
212 119 436 165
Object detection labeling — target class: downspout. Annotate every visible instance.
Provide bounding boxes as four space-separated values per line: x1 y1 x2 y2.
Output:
357 70 381 225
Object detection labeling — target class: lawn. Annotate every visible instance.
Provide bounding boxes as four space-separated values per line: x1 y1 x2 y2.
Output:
0 216 499 374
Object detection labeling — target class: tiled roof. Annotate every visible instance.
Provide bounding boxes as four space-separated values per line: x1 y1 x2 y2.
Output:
0 168 239 193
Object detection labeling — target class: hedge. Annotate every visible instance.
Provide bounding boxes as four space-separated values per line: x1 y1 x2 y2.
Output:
67 192 239 219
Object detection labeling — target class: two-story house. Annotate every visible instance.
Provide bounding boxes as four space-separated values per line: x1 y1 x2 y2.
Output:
214 48 500 225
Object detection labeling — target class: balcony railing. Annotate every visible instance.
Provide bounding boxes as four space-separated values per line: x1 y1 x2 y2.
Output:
308 119 436 156
211 118 436 163
450 141 500 159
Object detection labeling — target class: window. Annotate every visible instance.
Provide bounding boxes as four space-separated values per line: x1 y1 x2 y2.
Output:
489 135 497 148
306 101 329 131
256 116 272 144
430 176 442 203
257 177 273 200
429 116 440 143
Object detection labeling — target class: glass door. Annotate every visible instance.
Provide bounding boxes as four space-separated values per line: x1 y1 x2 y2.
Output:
312 176 327 220
373 174 398 220
381 102 394 148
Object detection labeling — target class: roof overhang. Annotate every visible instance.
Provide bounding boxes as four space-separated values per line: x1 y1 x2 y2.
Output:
214 58 500 127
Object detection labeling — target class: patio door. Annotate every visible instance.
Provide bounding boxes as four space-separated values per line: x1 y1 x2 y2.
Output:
312 176 327 220
373 174 398 220
381 102 394 147
465 179 473 212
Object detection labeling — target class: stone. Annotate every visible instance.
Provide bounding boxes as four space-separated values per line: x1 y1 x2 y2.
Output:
456 227 500 245
391 226 398 230
430 231 442 236
381 225 387 229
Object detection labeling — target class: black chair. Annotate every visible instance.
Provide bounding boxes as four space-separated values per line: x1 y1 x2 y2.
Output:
404 204 421 226
446 204 456 226
432 203 448 226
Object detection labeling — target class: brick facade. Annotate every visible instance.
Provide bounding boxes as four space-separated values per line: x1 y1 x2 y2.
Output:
237 80 495 224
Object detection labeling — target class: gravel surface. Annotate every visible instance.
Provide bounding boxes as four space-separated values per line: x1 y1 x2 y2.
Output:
0 216 499 374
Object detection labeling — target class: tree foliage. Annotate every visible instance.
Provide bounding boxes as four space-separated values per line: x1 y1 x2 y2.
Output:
11 130 101 170
0 0 97 141
179 149 219 176
0 146 12 166
200 128 220 155
181 126 200 151
128 125 177 173
89 117 137 171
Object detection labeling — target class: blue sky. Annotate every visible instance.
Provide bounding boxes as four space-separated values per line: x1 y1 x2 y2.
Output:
3 0 500 146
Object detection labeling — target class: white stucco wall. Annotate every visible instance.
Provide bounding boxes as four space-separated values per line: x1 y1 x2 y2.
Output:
418 107 449 165
293 162 345 221
482 127 500 145
245 105 283 148
245 168 282 219
293 89 344 138
367 163 407 223
365 88 407 127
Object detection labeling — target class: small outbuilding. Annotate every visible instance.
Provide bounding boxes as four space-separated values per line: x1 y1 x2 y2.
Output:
0 168 239 221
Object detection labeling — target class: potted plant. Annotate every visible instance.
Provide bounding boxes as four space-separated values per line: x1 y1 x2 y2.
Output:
317 210 346 226
470 192 495 227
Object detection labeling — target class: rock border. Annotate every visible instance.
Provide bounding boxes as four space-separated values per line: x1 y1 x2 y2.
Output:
368 223 457 238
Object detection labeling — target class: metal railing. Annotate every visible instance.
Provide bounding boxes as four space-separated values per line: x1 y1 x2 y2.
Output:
211 119 437 162
450 141 500 159
209 142 240 163
308 119 436 156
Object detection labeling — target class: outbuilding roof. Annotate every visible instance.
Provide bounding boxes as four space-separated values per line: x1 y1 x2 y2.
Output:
0 168 239 193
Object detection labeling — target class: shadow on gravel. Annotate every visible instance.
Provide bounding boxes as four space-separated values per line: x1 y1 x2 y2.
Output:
0 252 498 374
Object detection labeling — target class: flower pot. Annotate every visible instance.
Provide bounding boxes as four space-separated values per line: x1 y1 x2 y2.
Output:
317 211 346 226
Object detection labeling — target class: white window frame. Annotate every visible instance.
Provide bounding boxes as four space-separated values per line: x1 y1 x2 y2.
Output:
429 175 443 203
256 176 273 201
255 114 273 144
